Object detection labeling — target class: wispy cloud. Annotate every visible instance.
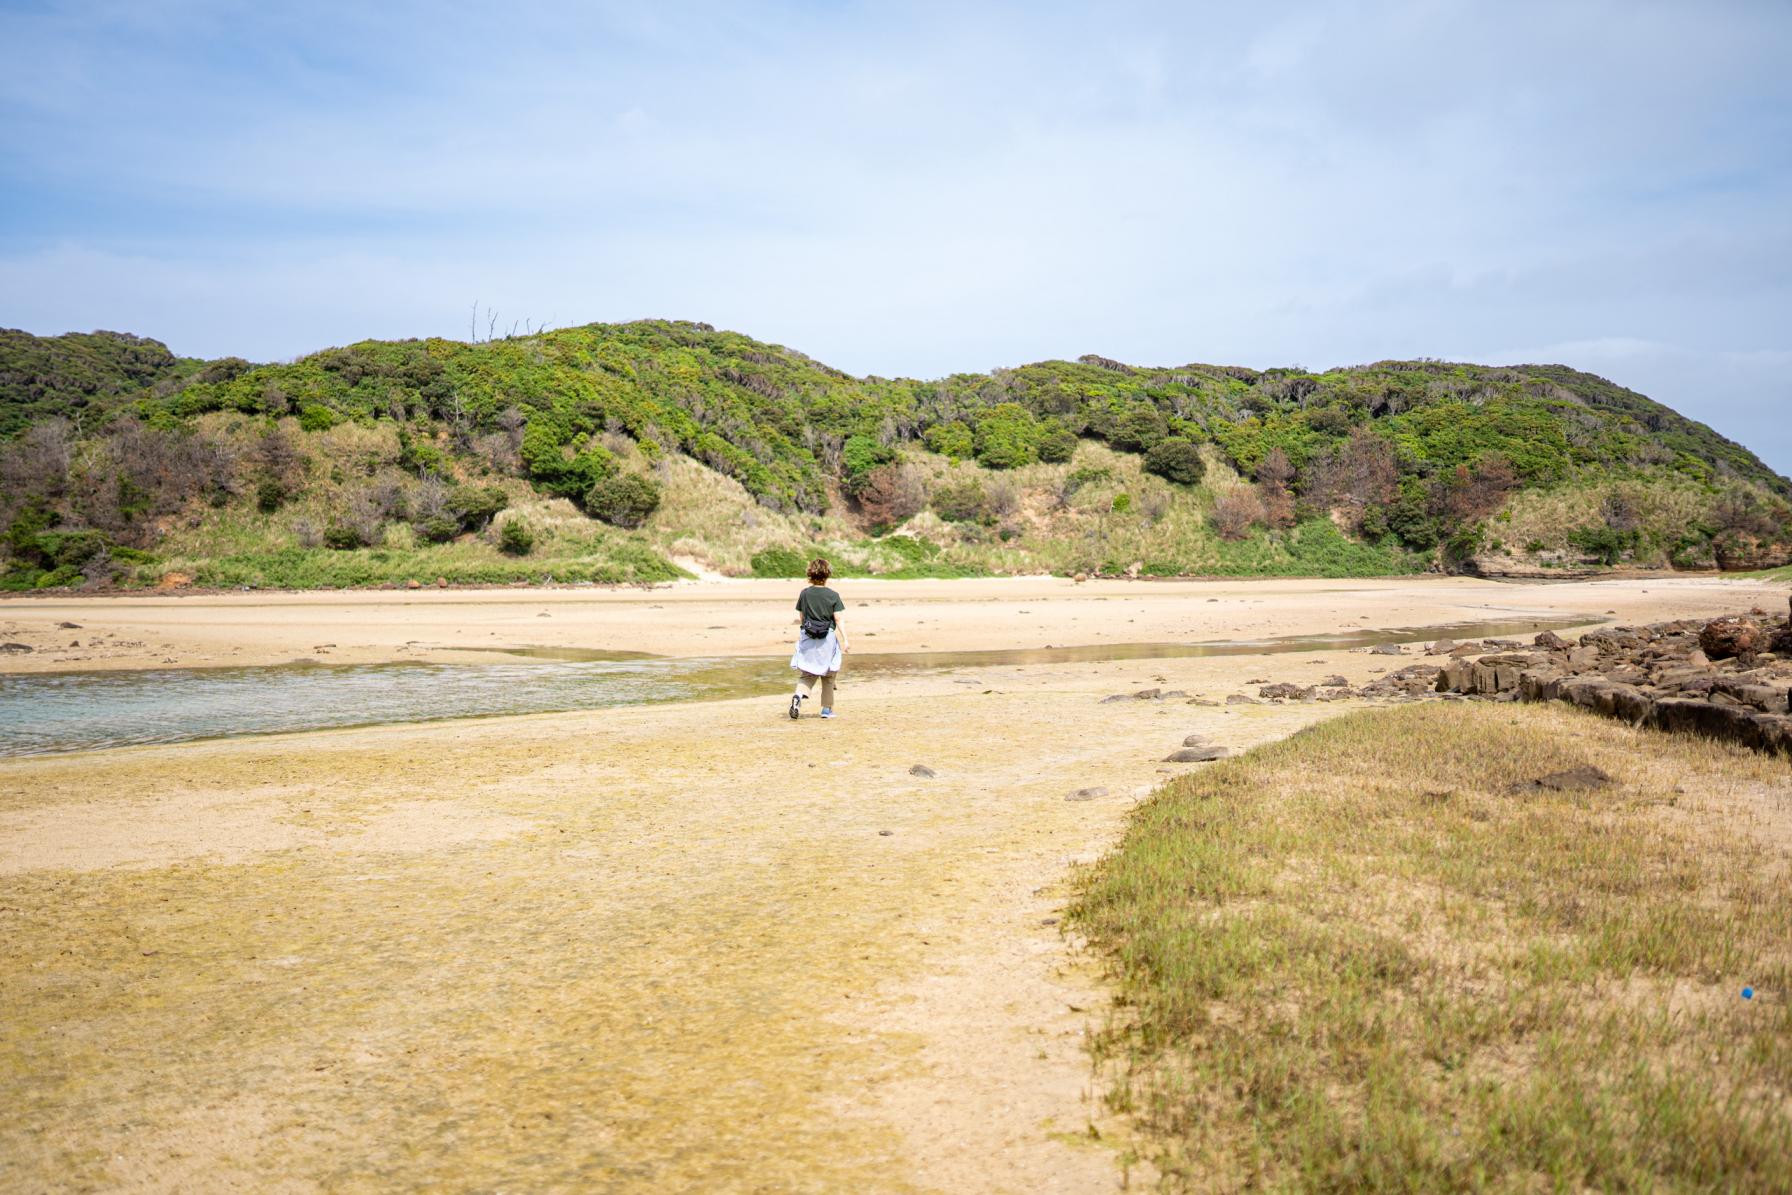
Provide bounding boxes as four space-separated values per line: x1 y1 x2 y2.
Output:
1 1 1788 471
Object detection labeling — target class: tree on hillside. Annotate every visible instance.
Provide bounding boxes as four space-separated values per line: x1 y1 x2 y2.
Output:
1211 487 1266 540
1312 427 1397 532
1440 453 1519 524
1256 446 1297 528
854 462 927 530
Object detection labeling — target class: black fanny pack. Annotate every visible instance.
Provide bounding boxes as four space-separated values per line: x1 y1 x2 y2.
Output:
801 615 833 639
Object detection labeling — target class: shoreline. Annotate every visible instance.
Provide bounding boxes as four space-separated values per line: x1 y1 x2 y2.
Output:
1 573 1786 676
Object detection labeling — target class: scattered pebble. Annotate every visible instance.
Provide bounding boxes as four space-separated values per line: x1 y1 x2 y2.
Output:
908 764 936 778
1065 786 1109 801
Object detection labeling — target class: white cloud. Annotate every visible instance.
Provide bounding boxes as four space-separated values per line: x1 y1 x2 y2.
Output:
1 0 1788 473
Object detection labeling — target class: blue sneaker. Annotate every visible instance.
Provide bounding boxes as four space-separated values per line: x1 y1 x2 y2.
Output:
819 708 835 719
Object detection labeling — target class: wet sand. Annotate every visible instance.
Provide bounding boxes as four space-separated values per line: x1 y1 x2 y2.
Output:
2 574 1787 1191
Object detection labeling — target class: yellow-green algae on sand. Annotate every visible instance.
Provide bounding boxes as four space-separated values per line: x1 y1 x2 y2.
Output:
0 664 1253 1193
0 705 982 1191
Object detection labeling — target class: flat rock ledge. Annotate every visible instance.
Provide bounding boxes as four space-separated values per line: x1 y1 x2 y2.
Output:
1432 598 1792 757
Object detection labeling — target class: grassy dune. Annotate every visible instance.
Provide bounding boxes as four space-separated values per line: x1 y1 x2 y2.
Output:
1071 703 1792 1191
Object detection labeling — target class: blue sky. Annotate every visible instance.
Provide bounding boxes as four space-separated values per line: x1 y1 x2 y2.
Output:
3 0 1790 474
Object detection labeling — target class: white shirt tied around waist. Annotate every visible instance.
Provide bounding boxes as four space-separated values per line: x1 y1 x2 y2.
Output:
790 628 842 676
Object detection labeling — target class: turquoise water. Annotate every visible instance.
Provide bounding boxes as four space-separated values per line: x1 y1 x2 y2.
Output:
0 615 1597 757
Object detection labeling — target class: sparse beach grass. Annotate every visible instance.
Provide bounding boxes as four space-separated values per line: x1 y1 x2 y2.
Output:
1070 701 1792 1191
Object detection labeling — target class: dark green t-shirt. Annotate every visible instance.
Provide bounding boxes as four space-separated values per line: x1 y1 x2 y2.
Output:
796 585 845 628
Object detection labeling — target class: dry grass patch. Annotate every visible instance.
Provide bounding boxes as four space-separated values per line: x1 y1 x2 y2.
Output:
1070 702 1792 1191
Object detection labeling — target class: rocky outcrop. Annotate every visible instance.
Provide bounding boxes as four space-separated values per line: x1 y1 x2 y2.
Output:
1257 682 1316 701
1359 664 1445 698
1236 663 1442 705
1432 600 1792 756
1713 533 1792 572
1463 558 1609 580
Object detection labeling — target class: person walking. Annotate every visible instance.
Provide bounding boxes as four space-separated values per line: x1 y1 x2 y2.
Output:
788 557 848 720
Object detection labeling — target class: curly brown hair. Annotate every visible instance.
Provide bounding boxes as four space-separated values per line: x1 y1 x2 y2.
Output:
806 557 832 584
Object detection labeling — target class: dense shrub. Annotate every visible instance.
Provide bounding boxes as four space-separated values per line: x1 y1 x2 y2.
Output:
923 421 974 461
323 523 365 550
298 404 338 432
1143 437 1206 485
447 485 508 531
398 432 451 478
256 479 286 513
1567 525 1638 565
1036 421 1078 463
498 519 536 556
972 403 1040 470
522 423 617 502
585 473 661 528
931 477 992 524
1443 523 1485 566
1108 406 1169 454
841 434 895 495
415 515 459 544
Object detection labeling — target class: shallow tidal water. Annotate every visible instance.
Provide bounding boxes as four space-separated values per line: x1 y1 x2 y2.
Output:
0 616 1598 757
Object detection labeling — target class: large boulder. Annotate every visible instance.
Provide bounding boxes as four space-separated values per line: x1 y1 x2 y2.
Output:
1698 615 1770 660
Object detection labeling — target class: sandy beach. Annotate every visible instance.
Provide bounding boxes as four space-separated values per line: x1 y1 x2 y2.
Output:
2 573 1787 1191
1 573 1786 673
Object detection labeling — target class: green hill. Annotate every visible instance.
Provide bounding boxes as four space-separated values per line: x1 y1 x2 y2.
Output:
2 320 1788 590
